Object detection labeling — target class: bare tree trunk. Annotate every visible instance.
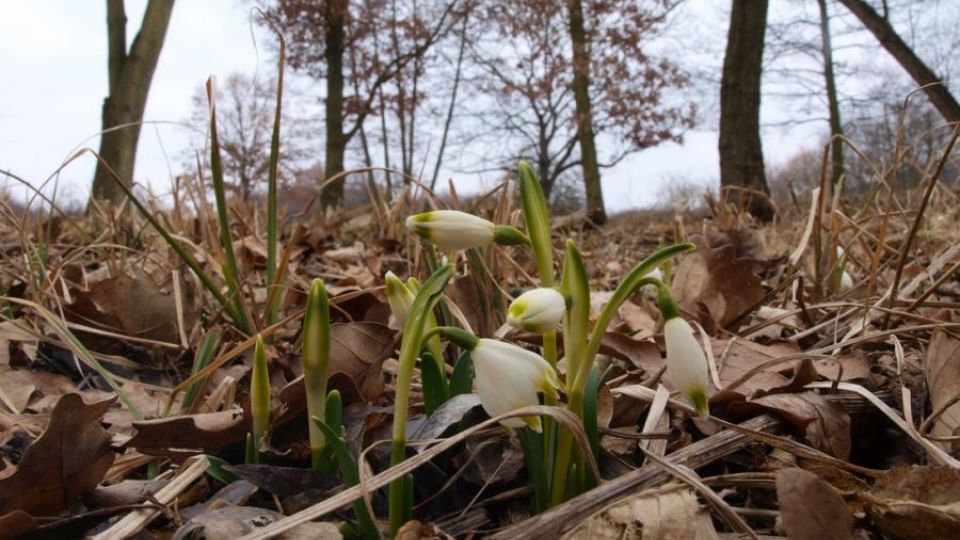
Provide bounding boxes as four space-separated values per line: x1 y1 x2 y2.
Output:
718 0 775 222
837 0 960 124
818 0 845 187
322 0 348 209
90 0 174 206
430 10 469 191
566 0 606 224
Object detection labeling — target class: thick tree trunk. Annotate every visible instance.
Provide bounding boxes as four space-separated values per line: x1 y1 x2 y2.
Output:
837 0 960 124
567 0 606 225
718 0 774 222
90 0 174 205
818 0 845 187
321 0 348 208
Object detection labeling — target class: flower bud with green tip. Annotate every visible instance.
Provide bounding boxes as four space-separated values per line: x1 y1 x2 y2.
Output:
250 335 271 461
406 210 529 250
518 161 555 285
302 278 331 467
507 288 566 334
438 327 560 432
385 271 416 324
657 286 710 419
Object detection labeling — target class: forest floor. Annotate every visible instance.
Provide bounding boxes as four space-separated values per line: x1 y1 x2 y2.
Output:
2 178 960 540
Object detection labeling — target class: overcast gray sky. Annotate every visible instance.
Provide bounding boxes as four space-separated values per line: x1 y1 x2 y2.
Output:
0 1 881 213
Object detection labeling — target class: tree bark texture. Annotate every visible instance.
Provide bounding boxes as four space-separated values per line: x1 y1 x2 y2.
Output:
718 0 775 222
837 0 960 124
567 0 606 224
90 0 175 205
322 0 349 208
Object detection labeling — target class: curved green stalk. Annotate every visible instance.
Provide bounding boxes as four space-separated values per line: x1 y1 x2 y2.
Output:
389 264 453 536
574 243 695 392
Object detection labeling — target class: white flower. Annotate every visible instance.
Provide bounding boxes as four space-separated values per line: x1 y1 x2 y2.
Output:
407 210 496 250
663 317 710 418
507 288 566 333
384 271 415 324
472 338 560 432
839 270 853 291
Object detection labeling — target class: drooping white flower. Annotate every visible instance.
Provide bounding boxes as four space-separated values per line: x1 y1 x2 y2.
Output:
384 271 415 324
406 210 497 250
507 288 566 333
471 338 560 432
663 317 710 418
839 270 854 291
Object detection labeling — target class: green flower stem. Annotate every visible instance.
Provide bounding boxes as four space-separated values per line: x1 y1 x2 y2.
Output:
549 388 584 507
389 264 453 536
302 279 331 468
518 162 560 505
573 243 695 393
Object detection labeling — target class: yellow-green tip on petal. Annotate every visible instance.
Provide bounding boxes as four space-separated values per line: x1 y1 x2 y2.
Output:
507 288 566 334
663 318 710 419
471 338 558 432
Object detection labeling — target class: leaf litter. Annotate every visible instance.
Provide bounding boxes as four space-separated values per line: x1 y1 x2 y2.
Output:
3 178 960 539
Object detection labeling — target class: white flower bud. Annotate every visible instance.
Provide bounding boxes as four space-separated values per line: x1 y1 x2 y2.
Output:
384 271 415 324
471 338 560 432
406 210 496 250
507 288 566 334
663 317 710 418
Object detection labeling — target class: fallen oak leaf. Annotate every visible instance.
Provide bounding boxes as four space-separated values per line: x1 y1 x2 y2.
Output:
776 468 854 540
672 242 764 330
0 393 117 516
726 392 851 459
861 465 960 540
126 409 247 459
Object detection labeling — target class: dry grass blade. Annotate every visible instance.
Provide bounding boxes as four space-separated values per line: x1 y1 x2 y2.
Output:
90 455 209 540
807 381 960 467
488 414 781 539
238 405 596 540
636 445 759 539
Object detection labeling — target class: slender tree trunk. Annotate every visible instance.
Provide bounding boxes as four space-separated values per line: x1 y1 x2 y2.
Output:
837 0 960 124
718 0 775 222
322 0 348 208
90 0 175 205
430 9 469 191
566 0 606 224
818 0 845 187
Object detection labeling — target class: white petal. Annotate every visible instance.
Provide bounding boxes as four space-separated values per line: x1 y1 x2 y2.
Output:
507 288 566 333
471 339 557 430
407 210 495 250
664 318 710 416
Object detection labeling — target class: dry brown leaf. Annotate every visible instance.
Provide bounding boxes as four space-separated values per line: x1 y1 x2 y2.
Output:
0 321 38 366
69 273 192 343
776 468 854 540
925 328 960 452
672 243 764 330
562 483 719 539
863 465 960 540
600 332 663 376
727 392 851 459
127 409 247 458
0 510 36 539
0 393 117 516
714 340 869 400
